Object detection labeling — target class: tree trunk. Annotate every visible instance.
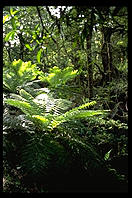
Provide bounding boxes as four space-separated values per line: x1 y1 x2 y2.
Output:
86 34 93 98
86 11 94 99
101 27 112 84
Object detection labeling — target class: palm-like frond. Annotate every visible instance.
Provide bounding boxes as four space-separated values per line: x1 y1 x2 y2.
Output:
39 66 78 88
5 89 109 132
3 59 41 93
21 134 70 178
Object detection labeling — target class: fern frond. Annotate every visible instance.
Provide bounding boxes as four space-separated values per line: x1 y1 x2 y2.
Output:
31 115 52 131
49 110 108 131
34 93 72 115
21 134 70 177
4 99 32 115
39 66 78 88
48 101 107 130
76 101 97 110
19 89 34 101
3 59 40 93
55 132 105 176
10 93 27 101
19 89 45 115
4 89 109 132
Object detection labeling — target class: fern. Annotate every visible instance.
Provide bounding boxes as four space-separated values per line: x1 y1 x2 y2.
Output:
5 89 109 132
55 133 104 175
39 66 78 88
4 90 115 192
21 133 71 178
20 131 104 181
3 59 41 93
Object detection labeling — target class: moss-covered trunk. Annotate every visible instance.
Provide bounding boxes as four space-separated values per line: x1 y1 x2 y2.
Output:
86 10 94 99
101 27 113 83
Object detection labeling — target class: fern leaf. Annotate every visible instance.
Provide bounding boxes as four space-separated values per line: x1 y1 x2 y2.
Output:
5 99 32 115
4 88 109 133
20 89 34 101
48 110 108 130
19 89 45 115
77 101 97 109
39 66 78 88
64 110 107 119
10 93 27 101
104 149 112 161
31 115 51 130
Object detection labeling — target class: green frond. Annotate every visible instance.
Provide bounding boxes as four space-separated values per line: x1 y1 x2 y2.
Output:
55 132 104 175
10 93 27 101
34 93 72 115
31 115 51 131
39 66 78 88
3 59 40 93
4 89 109 132
5 99 32 115
76 101 97 110
19 89 46 115
19 89 34 101
49 110 108 131
64 109 108 119
21 134 70 177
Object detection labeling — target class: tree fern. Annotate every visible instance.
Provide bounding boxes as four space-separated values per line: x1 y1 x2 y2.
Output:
3 59 41 93
38 66 82 101
5 89 109 132
55 133 105 175
21 133 71 178
4 90 117 192
38 66 78 88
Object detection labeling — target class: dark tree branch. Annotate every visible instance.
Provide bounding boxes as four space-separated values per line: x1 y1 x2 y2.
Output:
36 6 57 44
46 6 61 34
36 6 44 39
45 6 56 20
18 33 24 60
6 42 12 62
94 62 104 76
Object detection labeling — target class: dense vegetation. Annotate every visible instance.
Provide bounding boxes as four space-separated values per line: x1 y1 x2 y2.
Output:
3 6 128 193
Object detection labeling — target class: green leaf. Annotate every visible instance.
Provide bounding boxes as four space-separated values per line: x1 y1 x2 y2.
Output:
10 7 14 15
4 99 32 115
37 49 43 63
5 31 15 41
11 31 15 40
3 14 10 24
72 40 77 48
20 89 34 101
35 24 39 30
32 115 50 129
11 18 16 30
12 10 20 16
39 66 78 88
104 149 112 161
25 43 33 51
75 101 97 110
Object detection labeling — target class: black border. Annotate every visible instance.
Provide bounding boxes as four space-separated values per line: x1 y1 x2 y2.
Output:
2 0 129 196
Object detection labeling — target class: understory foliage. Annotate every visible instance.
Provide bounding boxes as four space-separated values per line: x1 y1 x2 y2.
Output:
3 59 41 93
3 6 128 193
3 72 128 192
5 89 107 131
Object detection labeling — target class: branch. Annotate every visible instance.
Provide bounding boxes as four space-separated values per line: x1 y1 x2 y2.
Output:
36 6 45 39
18 33 24 60
45 6 55 20
36 6 57 44
46 6 61 34
5 42 12 62
94 63 104 75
